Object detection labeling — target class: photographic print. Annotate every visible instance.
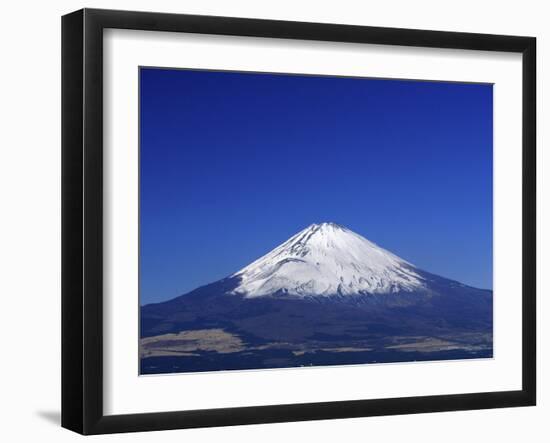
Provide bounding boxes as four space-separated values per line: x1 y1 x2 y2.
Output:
139 68 493 375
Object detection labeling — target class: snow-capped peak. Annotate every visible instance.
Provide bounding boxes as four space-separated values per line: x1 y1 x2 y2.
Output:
231 222 426 298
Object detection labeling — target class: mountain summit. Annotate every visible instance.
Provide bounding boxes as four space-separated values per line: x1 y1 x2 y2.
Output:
231 222 425 298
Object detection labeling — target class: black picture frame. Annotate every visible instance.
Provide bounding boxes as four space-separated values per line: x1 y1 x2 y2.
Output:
62 8 536 435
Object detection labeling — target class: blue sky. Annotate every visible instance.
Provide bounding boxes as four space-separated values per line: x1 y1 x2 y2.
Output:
140 68 493 305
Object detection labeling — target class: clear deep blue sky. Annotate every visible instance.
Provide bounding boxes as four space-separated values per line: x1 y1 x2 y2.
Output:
140 68 493 305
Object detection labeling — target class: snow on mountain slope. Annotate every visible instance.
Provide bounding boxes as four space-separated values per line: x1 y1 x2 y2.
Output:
231 222 426 298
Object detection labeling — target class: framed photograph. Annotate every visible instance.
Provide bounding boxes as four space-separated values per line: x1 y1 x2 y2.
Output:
62 8 536 435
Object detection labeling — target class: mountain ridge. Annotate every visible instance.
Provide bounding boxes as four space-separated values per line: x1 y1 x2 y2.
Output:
140 222 492 374
142 222 489 308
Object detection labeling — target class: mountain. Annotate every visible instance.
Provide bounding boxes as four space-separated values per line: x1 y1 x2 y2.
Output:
141 223 493 374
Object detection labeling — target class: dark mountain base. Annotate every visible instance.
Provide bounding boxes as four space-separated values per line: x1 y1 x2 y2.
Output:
141 347 493 375
140 275 492 375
